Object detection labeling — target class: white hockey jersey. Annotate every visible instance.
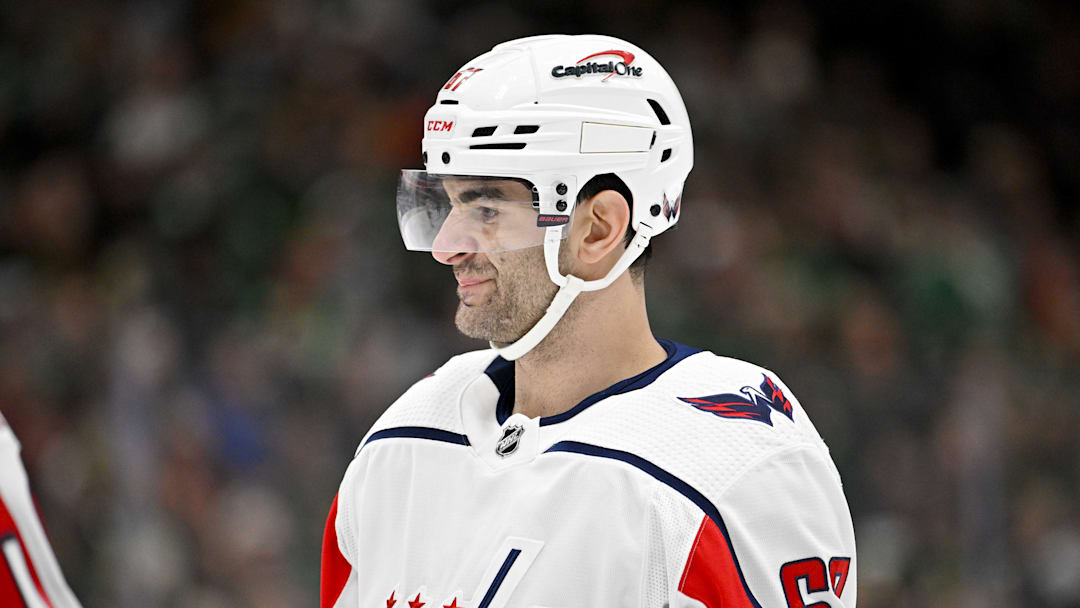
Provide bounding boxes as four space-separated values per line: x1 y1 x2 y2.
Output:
322 340 856 607
0 413 83 608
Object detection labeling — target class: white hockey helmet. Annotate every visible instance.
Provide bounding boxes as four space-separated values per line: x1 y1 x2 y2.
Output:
397 34 694 359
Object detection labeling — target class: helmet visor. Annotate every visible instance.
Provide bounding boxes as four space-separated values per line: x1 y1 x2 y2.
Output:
397 171 565 253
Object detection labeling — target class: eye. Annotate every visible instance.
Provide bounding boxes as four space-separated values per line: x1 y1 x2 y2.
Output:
476 206 499 223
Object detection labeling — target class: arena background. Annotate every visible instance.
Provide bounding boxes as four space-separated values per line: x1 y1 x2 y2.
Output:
1 1 1078 606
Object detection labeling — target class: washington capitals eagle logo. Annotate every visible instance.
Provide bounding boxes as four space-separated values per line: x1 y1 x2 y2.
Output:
662 193 681 220
678 374 794 426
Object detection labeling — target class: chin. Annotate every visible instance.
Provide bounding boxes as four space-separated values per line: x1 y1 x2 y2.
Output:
455 306 523 344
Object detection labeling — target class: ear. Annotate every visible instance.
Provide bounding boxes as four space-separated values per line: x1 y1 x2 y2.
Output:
574 189 630 266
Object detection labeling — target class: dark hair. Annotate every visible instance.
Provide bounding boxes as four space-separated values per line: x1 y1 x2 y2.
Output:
575 173 651 280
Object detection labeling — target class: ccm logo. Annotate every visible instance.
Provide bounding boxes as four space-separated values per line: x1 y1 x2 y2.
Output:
427 120 454 132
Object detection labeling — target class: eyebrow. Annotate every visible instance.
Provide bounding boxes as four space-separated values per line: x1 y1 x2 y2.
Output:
455 185 509 205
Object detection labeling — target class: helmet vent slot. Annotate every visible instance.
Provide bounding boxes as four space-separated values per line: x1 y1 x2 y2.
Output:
440 100 459 104
472 126 498 137
661 148 672 162
469 143 527 150
514 125 540 134
647 99 671 126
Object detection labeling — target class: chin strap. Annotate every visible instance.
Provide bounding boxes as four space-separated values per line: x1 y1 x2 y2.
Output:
490 223 654 361
489 274 585 361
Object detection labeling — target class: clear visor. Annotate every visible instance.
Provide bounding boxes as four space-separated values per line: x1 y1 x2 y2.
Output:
397 171 566 253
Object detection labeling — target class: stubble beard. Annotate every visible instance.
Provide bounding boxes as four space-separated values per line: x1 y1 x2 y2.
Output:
454 247 559 344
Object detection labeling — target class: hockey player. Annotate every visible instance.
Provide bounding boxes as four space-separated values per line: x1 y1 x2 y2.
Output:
0 412 83 608
322 34 856 607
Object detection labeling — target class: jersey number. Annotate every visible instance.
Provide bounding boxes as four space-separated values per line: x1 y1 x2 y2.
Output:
1 535 49 608
444 67 483 91
779 556 851 607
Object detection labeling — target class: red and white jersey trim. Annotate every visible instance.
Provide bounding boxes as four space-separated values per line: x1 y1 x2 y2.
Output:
0 416 82 608
320 494 355 608
677 516 756 607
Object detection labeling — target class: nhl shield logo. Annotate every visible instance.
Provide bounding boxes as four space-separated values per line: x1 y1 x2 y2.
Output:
495 424 524 457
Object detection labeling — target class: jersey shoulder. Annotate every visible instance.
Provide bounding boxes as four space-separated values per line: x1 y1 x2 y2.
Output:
559 347 834 502
358 348 497 447
653 349 823 444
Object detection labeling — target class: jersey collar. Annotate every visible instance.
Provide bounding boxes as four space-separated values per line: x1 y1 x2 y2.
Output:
483 338 701 427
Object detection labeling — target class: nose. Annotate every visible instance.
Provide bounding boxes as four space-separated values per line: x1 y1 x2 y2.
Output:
430 210 478 265
432 248 470 265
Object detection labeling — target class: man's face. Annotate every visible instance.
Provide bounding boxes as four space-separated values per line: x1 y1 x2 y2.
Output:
450 246 558 343
432 178 560 343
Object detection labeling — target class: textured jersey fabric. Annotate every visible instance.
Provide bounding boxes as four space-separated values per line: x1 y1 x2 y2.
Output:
322 340 856 607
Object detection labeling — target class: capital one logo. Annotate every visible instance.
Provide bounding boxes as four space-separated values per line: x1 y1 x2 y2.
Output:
551 50 642 81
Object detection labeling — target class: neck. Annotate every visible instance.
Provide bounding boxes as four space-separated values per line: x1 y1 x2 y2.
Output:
511 274 667 419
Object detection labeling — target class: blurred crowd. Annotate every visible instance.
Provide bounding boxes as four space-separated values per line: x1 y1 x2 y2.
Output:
1 1 1077 606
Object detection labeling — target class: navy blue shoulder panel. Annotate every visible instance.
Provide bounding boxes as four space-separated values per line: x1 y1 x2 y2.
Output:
361 426 471 453
485 339 702 426
544 440 763 608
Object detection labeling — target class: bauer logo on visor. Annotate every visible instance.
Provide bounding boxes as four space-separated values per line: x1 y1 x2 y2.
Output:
397 171 571 254
537 214 570 227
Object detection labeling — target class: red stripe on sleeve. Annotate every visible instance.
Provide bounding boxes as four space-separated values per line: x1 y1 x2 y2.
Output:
0 494 54 608
320 494 352 608
677 515 756 608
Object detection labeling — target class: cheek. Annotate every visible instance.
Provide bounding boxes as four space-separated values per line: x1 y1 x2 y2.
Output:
488 249 546 279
